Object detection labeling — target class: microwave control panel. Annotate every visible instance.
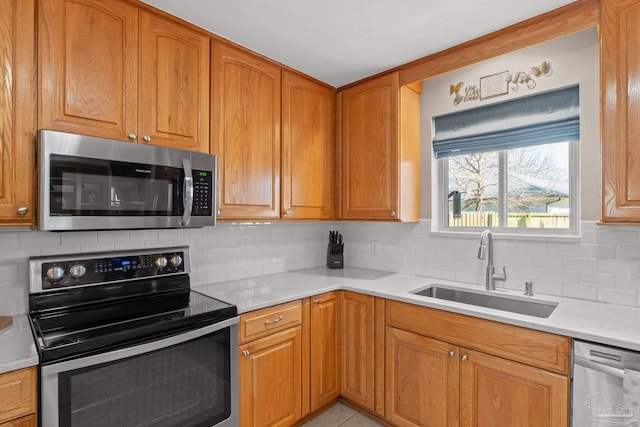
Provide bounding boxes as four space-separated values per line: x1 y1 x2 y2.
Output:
192 169 213 216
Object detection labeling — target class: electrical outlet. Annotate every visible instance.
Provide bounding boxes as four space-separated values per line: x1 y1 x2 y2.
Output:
371 241 380 256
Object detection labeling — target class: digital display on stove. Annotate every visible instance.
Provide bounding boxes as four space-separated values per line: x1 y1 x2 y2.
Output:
112 258 131 270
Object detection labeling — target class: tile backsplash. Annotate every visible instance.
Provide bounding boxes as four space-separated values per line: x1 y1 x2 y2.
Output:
2 220 640 314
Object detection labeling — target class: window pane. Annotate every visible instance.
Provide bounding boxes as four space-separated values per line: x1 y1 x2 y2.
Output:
448 152 499 227
506 142 570 229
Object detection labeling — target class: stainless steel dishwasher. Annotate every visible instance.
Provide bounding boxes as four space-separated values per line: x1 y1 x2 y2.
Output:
573 339 640 427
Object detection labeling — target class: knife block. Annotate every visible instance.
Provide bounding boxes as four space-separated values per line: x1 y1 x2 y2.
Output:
326 245 343 269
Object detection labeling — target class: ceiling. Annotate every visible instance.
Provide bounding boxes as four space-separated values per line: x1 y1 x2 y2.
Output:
141 0 578 88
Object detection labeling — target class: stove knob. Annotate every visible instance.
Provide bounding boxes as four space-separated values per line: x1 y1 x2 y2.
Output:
46 266 65 282
170 254 183 267
155 256 168 268
69 264 86 279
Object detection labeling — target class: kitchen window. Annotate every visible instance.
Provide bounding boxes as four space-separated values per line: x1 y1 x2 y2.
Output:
433 85 579 235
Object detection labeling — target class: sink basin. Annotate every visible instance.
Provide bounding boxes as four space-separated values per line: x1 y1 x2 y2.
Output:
411 284 558 318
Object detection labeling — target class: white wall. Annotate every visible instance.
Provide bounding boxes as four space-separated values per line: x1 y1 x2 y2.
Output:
419 28 600 221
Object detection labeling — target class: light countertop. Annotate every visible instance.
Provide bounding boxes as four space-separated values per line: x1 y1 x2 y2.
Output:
0 314 39 374
195 266 640 353
7 266 640 374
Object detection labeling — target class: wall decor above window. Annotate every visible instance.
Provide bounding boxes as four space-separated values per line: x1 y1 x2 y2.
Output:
450 61 553 105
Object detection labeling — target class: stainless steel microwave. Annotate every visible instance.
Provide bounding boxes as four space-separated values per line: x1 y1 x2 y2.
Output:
38 130 216 231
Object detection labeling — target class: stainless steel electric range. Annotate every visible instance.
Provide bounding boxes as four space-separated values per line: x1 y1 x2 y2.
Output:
28 246 238 427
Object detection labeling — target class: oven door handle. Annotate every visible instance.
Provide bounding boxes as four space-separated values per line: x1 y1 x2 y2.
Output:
41 316 239 376
179 157 194 227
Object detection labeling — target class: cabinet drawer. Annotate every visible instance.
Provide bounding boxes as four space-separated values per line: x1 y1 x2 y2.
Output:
0 367 36 424
239 300 302 344
386 300 570 374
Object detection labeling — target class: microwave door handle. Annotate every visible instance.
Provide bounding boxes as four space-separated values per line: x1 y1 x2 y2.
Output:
180 158 194 226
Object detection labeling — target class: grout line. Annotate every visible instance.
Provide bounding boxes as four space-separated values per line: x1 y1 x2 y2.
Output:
336 412 358 427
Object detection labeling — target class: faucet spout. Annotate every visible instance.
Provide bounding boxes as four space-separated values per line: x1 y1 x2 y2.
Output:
477 230 506 290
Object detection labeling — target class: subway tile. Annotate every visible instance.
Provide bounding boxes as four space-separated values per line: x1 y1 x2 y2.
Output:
598 229 638 245
563 284 599 301
599 289 638 307
563 257 597 273
578 272 616 288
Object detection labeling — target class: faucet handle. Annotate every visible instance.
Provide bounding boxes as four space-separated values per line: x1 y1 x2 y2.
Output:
493 266 507 282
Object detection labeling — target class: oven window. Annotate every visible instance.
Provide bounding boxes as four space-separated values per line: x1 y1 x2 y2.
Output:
57 330 231 427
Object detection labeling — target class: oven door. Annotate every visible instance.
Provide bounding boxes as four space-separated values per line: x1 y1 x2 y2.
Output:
40 317 238 427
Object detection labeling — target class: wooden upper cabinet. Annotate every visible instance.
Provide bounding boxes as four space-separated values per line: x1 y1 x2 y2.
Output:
38 0 210 152
38 0 138 141
138 11 209 152
212 42 281 220
339 72 420 221
0 0 35 225
601 0 640 223
282 71 336 220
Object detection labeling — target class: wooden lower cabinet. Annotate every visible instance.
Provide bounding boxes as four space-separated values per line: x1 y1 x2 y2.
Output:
0 367 36 426
460 349 569 427
385 327 459 427
385 300 570 427
0 415 36 427
340 291 375 411
309 292 341 412
239 326 302 427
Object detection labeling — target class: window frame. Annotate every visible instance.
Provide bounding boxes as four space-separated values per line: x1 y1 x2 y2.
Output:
435 139 580 238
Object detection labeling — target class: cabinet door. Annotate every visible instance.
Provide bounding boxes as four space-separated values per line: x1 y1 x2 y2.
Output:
0 415 36 427
139 11 210 152
385 327 459 427
310 292 341 411
340 73 399 220
601 0 640 223
239 327 302 427
212 43 281 220
282 71 335 219
38 0 138 141
459 349 569 427
0 0 35 225
341 291 375 410
0 367 36 424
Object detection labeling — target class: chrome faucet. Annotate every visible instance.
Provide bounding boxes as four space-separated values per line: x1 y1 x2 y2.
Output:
477 230 507 290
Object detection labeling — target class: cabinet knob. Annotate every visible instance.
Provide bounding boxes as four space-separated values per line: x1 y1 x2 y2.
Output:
17 206 28 215
128 132 137 140
242 350 250 357
448 351 455 358
217 210 222 217
461 354 468 362
284 210 291 216
390 211 396 217
143 135 151 142
313 299 320 304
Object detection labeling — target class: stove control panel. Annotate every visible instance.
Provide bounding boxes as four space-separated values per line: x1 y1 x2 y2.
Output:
31 247 190 291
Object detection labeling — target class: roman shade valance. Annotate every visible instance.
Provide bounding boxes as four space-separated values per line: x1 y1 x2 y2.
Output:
432 85 580 159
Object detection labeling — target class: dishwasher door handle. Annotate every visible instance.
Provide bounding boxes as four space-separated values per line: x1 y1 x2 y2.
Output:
574 355 624 378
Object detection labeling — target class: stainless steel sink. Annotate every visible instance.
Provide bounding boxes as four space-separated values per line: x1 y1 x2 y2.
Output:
411 284 558 318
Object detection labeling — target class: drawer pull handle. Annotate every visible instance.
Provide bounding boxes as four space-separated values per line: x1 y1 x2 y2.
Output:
264 315 284 325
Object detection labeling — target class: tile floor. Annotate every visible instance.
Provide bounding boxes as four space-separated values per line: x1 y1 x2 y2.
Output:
301 402 384 427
